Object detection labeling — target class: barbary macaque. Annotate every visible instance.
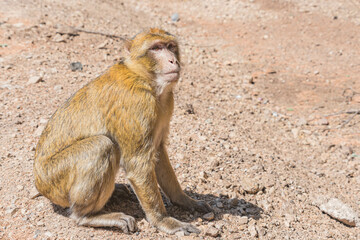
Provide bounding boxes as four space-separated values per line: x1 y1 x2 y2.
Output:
34 28 212 235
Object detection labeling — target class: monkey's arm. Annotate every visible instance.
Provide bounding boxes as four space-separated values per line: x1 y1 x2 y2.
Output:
155 143 213 213
125 154 200 235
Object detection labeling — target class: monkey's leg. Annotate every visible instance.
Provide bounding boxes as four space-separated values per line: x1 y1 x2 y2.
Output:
125 156 200 235
51 135 136 233
155 143 212 213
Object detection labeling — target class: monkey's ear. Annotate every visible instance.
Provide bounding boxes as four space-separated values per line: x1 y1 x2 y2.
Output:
124 39 132 56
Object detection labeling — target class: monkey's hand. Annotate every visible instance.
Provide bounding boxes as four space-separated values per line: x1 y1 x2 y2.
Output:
155 216 200 235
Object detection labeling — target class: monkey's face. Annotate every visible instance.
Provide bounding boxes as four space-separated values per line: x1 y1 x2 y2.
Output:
126 28 181 95
149 41 180 86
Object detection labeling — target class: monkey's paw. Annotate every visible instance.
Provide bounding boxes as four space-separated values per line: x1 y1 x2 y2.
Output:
114 213 137 234
156 217 200 235
176 198 213 213
189 199 213 213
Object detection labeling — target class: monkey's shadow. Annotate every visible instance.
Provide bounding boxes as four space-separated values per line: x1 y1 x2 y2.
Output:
53 183 263 227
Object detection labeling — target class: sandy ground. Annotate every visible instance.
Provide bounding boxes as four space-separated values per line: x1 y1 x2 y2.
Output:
1 0 359 239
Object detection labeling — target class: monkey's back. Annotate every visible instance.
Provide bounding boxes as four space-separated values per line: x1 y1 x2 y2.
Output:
34 63 157 171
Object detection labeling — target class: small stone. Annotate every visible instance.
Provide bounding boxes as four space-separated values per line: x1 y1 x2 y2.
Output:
291 128 299 138
37 221 45 227
241 177 263 194
44 231 52 237
215 222 224 230
258 227 267 236
97 40 108 49
70 62 83 71
205 226 220 237
54 85 63 92
5 207 18 216
248 225 258 237
203 212 215 221
266 69 276 74
316 118 329 125
200 171 208 179
16 185 24 191
238 216 248 225
245 75 254 84
33 229 41 239
39 118 48 124
28 76 43 84
171 13 180 22
13 22 24 28
319 198 358 227
216 202 224 208
211 159 220 167
229 198 239 207
52 33 66 43
297 117 308 126
175 231 185 237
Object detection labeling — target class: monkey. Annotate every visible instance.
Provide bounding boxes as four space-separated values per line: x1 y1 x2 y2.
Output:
33 28 212 235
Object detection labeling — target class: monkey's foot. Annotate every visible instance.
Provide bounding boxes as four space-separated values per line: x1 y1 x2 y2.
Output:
75 212 137 233
175 198 213 213
156 217 200 235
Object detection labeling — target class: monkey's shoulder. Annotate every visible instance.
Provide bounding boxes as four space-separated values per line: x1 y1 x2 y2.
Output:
89 63 152 95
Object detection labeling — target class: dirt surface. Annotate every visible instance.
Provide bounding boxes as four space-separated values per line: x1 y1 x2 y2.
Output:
1 0 360 239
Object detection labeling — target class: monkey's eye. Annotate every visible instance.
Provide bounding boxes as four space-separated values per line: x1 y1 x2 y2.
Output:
167 43 177 52
150 44 163 51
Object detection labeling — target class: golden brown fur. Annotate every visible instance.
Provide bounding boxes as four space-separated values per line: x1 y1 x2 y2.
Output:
34 28 211 235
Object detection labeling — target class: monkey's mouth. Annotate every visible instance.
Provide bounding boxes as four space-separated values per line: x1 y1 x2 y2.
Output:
164 71 180 81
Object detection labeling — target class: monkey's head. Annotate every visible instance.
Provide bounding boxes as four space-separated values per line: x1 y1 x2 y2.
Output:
125 28 181 95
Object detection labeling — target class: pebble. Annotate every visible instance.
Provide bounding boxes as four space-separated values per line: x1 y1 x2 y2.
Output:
205 226 220 237
203 212 215 221
30 187 41 199
27 76 43 84
13 22 24 28
238 216 248 225
97 40 108 49
54 85 63 92
16 185 24 190
297 117 308 126
37 221 45 227
319 198 358 227
215 221 225 230
216 201 224 208
175 231 185 237
200 171 208 179
245 75 254 84
70 62 83 71
291 128 299 138
248 225 258 237
5 207 18 216
241 177 263 194
229 198 239 207
171 13 180 22
316 118 329 125
52 33 67 43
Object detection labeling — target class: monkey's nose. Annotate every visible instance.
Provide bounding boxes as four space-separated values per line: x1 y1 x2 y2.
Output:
169 59 179 66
